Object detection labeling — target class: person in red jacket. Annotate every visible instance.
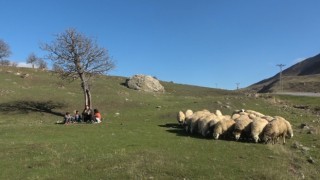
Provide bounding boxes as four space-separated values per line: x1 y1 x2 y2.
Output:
93 109 102 123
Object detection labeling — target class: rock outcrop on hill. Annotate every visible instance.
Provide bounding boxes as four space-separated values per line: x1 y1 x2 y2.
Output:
126 74 165 93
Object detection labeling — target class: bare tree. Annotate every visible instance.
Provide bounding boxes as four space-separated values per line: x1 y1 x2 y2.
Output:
0 59 11 66
37 59 48 70
41 28 115 109
27 53 48 70
0 39 11 60
52 63 64 73
26 53 39 68
11 61 18 67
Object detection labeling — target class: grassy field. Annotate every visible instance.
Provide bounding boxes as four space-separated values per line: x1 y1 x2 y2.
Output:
0 66 319 179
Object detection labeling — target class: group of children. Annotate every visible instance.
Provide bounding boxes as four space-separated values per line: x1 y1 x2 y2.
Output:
63 105 102 124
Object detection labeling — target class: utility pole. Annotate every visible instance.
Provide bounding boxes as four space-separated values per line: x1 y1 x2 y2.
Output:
236 83 240 90
276 64 285 92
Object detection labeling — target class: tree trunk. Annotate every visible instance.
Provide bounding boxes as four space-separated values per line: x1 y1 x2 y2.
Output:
81 81 92 109
80 73 92 109
86 89 92 109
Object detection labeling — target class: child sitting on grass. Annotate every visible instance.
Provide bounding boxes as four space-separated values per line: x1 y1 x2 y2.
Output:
93 109 102 123
64 112 72 125
73 110 82 123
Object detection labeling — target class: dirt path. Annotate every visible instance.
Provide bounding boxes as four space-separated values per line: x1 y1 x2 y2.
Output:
275 92 320 97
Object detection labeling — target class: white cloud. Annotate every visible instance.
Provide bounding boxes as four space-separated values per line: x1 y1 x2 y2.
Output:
17 62 33 68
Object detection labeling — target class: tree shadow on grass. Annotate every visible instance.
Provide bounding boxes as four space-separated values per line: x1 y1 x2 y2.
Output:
0 100 66 117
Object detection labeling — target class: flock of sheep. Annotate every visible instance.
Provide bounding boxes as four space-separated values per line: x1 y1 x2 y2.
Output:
177 109 294 144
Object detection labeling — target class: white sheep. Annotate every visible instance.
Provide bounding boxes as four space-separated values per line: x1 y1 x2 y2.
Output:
185 109 193 119
245 109 265 118
177 111 186 124
262 116 274 122
181 109 193 128
215 110 223 117
233 109 245 114
262 116 293 144
185 110 211 134
182 110 193 132
250 117 269 143
275 116 294 138
232 109 265 120
232 113 241 120
197 110 229 137
213 118 235 140
197 113 218 137
233 115 253 141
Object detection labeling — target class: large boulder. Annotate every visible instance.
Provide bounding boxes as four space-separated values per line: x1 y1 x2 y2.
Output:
126 74 165 93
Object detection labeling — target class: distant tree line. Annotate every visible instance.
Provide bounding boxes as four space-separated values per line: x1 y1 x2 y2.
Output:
26 52 47 69
0 39 47 69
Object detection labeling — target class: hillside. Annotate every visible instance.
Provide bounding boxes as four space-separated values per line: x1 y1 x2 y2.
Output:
248 53 320 93
0 66 319 179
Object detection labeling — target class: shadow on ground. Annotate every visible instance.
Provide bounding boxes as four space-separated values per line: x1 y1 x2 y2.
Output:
0 100 66 117
159 123 210 139
159 122 253 143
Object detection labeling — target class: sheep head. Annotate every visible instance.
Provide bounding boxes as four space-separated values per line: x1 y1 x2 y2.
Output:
177 111 185 124
253 135 259 143
233 129 241 140
286 132 293 139
213 133 220 140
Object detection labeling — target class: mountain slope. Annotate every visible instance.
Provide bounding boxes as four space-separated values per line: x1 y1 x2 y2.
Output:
248 53 320 93
283 53 320 76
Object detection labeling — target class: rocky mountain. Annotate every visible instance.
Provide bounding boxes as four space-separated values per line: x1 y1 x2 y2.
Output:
247 53 320 93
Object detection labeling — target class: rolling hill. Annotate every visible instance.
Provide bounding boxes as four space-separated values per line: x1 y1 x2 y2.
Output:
248 53 320 93
0 66 319 179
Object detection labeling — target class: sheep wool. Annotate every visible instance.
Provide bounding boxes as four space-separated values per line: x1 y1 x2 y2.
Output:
250 117 269 143
262 116 291 144
262 116 274 122
215 110 223 117
185 109 193 119
233 115 253 141
197 113 218 137
232 113 241 120
188 110 211 134
275 116 294 138
177 111 186 124
213 118 235 140
245 110 265 118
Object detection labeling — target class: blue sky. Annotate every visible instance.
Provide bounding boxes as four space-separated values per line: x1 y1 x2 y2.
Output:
1 0 320 89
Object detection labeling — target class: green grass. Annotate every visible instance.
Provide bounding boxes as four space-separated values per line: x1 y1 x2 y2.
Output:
0 66 319 179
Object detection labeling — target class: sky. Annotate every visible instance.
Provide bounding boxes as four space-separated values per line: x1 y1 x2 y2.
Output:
1 0 320 90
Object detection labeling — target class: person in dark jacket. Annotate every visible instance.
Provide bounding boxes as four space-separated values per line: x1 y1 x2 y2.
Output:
82 105 93 123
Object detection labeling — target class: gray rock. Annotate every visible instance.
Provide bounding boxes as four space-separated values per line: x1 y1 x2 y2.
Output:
292 141 301 149
307 156 315 164
126 74 165 93
21 73 29 78
300 123 308 129
302 146 310 152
